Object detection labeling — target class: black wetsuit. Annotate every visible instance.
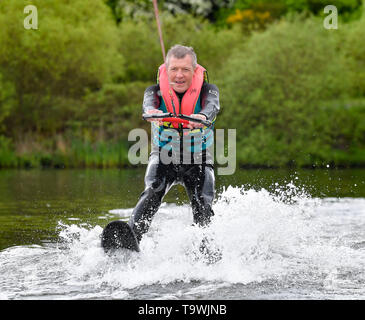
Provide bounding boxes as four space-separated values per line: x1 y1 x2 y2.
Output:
128 82 220 243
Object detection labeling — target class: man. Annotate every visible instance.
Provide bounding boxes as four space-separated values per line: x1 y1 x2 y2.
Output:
128 45 220 244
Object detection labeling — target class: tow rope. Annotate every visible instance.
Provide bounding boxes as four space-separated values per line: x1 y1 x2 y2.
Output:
152 0 166 62
152 0 178 116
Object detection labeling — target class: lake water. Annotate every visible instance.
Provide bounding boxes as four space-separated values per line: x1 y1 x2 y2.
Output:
0 168 364 300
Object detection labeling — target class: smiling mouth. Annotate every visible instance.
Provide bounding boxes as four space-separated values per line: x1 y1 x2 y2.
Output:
170 81 185 85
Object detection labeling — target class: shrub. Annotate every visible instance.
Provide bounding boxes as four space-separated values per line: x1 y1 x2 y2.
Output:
216 16 353 167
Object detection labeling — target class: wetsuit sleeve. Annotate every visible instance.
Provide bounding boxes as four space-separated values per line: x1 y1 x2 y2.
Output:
199 83 220 121
142 84 161 113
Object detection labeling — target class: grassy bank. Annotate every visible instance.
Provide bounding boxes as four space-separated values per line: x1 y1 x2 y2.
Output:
0 138 132 169
1 130 364 169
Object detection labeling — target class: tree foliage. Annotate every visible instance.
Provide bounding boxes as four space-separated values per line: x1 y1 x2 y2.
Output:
0 0 124 137
0 1 364 168
216 16 361 167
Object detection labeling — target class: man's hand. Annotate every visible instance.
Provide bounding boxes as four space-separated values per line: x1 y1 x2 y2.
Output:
186 114 207 129
146 109 163 126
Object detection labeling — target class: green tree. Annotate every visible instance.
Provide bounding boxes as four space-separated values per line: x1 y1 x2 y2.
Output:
217 0 363 29
0 74 15 133
217 17 353 167
0 0 124 138
342 13 365 96
106 0 234 23
118 19 162 82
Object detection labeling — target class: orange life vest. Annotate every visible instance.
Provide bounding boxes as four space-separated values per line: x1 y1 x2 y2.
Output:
157 63 206 129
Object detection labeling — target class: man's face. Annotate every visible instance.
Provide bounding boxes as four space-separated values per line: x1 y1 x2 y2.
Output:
167 55 195 93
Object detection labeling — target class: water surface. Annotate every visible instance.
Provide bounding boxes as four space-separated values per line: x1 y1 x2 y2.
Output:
0 168 364 299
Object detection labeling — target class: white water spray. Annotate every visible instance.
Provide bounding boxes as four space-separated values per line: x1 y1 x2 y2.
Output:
1 183 365 299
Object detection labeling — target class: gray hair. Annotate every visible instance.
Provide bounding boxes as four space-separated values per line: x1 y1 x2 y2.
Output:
165 45 197 69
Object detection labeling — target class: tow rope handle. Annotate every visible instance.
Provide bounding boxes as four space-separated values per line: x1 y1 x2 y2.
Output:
142 113 212 127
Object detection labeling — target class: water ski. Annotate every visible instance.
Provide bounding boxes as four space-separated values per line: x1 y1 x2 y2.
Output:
101 220 140 252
